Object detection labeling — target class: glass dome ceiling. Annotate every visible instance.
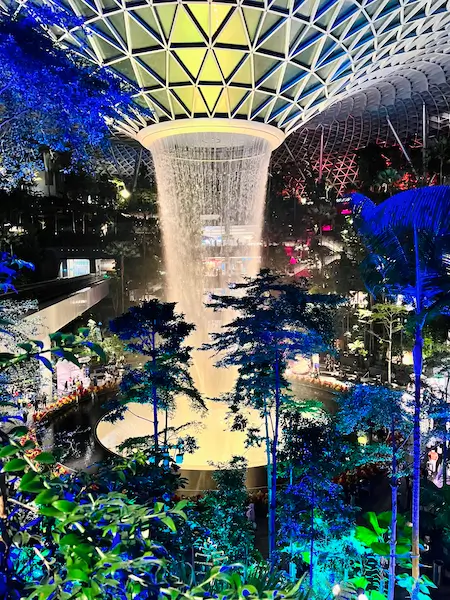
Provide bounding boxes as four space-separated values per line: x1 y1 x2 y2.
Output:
9 0 450 138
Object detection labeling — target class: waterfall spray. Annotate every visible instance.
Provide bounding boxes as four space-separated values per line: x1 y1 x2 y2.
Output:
139 121 283 396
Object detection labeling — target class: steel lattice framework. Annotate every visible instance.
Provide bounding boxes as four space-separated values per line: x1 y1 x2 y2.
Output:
6 0 450 190
6 0 450 138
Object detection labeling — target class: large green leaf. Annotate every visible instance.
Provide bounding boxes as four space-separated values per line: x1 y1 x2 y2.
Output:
52 499 77 513
39 506 65 519
355 525 379 547
35 489 59 505
161 516 176 532
370 591 388 600
0 444 20 457
367 511 387 535
371 542 390 556
3 458 28 472
34 452 56 465
67 568 90 583
8 426 29 438
60 533 83 546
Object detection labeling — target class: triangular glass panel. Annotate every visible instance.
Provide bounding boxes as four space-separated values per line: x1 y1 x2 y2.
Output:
227 87 249 113
253 54 279 83
314 0 338 21
187 3 210 38
289 20 306 49
168 56 191 84
71 0 96 18
171 6 204 43
258 66 283 92
133 7 162 40
199 51 222 82
128 16 160 50
140 51 167 81
169 94 189 118
243 7 262 43
269 97 289 120
95 36 122 61
237 95 253 117
172 87 194 113
214 49 246 80
214 89 229 115
260 22 288 55
174 48 207 79
113 58 136 83
107 13 126 44
230 57 252 85
251 91 272 118
295 0 318 20
149 89 172 114
292 42 321 68
332 3 358 28
257 14 284 44
211 5 234 38
155 4 176 41
136 63 162 88
270 0 290 10
215 10 247 46
200 86 222 112
193 87 208 113
281 64 307 92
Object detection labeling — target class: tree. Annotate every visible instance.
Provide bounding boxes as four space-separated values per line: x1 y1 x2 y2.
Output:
351 186 450 597
0 11 138 189
205 269 341 562
358 303 408 384
109 300 204 450
197 457 255 563
278 410 354 591
336 384 411 600
429 136 450 185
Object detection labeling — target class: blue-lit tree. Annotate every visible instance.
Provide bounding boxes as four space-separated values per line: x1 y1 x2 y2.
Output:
336 384 411 600
205 269 341 562
0 9 139 189
278 410 355 592
110 300 204 450
351 186 450 597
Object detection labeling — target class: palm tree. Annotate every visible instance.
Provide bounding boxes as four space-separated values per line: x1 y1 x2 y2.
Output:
429 137 450 185
351 186 450 598
375 168 401 195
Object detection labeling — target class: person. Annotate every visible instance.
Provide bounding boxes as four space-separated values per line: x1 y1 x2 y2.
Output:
64 381 68 392
428 448 439 474
312 353 320 378
246 502 256 530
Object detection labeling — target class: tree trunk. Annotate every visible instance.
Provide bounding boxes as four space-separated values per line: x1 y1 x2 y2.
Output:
388 415 398 600
264 405 273 562
151 329 158 451
309 483 315 587
269 350 281 565
411 324 423 597
387 337 392 385
120 254 125 315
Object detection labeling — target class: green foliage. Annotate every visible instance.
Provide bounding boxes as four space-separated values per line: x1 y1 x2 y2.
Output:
197 457 255 563
109 300 204 448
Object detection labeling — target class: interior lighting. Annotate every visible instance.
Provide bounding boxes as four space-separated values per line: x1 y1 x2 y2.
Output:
357 433 368 445
119 188 131 200
357 593 368 600
332 584 341 596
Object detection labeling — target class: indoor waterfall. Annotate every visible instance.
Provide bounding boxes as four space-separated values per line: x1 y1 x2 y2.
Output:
150 130 272 397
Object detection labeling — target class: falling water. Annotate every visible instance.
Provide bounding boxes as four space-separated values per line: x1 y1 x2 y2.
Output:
150 131 272 396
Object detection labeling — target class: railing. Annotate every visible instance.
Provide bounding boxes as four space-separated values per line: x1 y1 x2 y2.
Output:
1 274 108 309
